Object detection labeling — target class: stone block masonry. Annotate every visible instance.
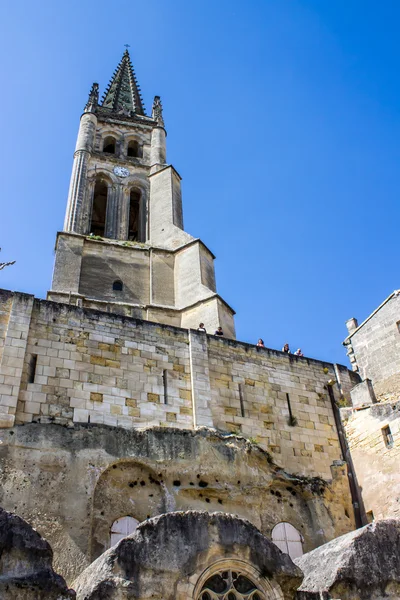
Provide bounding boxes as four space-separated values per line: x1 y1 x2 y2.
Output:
0 289 359 479
344 291 400 401
341 400 400 521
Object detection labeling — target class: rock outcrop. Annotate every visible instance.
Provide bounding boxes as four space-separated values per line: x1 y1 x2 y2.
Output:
295 519 400 599
0 507 75 599
73 510 303 599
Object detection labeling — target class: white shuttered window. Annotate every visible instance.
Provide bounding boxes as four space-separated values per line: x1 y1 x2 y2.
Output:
110 516 139 547
271 522 303 560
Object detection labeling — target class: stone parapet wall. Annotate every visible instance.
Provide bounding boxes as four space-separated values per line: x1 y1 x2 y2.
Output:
0 289 358 479
207 338 356 479
16 296 193 430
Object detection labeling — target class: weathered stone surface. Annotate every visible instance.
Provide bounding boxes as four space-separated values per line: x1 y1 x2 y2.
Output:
0 288 358 481
0 424 354 583
0 507 75 599
344 291 400 400
73 511 303 600
295 519 400 599
341 401 400 521
343 290 400 522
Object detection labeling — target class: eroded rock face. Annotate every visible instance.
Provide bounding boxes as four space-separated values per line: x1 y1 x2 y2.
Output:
0 507 75 599
295 519 400 599
73 511 303 600
0 424 354 583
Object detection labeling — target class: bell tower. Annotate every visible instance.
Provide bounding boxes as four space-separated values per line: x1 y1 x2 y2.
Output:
48 50 235 338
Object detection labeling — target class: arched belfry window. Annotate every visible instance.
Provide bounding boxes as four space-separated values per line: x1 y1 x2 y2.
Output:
128 189 141 241
113 280 123 291
127 140 142 158
271 522 303 560
110 516 139 548
103 136 116 154
90 179 108 237
198 570 265 600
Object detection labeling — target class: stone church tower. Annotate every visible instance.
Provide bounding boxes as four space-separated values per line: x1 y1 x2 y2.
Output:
1 47 399 600
47 50 235 338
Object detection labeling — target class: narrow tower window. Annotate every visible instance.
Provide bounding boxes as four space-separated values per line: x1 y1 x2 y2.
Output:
238 383 245 417
163 369 168 404
91 180 108 237
128 189 141 241
113 280 123 291
127 140 142 158
103 136 116 154
28 354 38 384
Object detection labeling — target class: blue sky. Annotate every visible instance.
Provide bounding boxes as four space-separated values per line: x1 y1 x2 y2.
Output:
0 0 399 364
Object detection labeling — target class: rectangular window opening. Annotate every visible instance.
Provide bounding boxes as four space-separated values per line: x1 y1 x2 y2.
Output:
163 369 168 405
286 392 297 427
366 510 374 523
239 383 245 418
28 354 37 384
397 320 400 334
382 425 394 449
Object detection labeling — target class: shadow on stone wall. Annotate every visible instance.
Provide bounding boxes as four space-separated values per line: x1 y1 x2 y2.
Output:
0 507 75 599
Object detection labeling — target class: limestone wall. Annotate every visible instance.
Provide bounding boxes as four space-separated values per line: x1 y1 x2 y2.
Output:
345 293 400 400
341 401 400 521
0 425 354 585
0 290 359 479
0 292 12 364
48 235 235 334
17 297 193 430
207 338 355 479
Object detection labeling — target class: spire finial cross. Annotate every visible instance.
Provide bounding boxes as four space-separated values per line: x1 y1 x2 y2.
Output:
124 44 130 49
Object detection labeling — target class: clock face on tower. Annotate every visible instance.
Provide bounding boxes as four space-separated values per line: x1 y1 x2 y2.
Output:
113 166 130 178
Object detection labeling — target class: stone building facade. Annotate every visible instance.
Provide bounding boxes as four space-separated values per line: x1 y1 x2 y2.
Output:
341 291 400 523
47 50 235 338
0 290 358 481
0 49 388 595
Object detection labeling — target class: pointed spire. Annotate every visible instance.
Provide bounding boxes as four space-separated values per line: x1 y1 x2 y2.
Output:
101 50 145 116
84 82 99 113
152 96 165 127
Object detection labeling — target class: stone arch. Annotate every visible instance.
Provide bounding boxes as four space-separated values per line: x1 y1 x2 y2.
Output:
125 180 148 241
87 172 117 237
102 135 117 154
192 559 283 600
127 138 143 158
89 460 166 560
87 167 119 186
73 512 301 600
90 176 109 236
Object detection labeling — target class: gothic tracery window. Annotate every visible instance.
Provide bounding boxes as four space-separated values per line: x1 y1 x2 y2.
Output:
199 570 265 600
